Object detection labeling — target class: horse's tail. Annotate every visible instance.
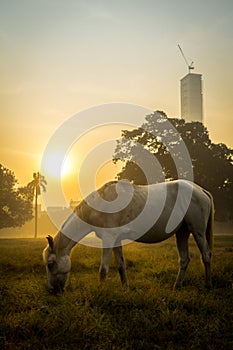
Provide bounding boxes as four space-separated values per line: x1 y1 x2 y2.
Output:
203 190 214 252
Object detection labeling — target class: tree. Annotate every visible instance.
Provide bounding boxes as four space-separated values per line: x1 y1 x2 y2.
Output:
113 111 233 221
0 164 33 229
27 172 47 238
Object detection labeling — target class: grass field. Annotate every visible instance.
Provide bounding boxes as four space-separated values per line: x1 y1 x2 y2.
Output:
0 234 232 350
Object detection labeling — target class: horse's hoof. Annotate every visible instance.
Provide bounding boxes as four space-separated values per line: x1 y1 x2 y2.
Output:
173 283 182 290
205 282 212 290
122 282 129 290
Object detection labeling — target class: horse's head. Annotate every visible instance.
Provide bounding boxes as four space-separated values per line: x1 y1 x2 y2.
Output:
43 235 71 294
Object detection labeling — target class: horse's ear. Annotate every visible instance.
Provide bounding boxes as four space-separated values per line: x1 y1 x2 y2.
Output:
46 235 54 251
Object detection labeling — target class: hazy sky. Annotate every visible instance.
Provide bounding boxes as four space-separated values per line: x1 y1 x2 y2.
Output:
0 0 233 192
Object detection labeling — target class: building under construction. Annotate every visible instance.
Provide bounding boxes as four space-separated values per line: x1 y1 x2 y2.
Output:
178 45 203 123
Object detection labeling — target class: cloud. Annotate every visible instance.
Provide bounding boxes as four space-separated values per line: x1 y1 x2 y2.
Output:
0 147 41 159
80 2 113 20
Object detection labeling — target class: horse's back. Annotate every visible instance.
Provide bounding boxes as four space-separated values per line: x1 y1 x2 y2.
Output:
77 179 211 244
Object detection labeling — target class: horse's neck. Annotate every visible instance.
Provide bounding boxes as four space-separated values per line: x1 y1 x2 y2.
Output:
53 231 77 255
55 211 92 255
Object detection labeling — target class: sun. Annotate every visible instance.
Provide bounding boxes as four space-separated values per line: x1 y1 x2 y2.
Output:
42 151 73 179
61 155 73 178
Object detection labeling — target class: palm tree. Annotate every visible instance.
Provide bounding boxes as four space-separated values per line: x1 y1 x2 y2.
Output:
27 172 47 238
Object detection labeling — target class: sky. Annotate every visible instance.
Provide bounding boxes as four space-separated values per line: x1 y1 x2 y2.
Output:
0 0 233 204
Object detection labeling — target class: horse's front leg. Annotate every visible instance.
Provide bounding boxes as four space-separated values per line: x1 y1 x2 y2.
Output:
113 245 128 286
99 248 113 283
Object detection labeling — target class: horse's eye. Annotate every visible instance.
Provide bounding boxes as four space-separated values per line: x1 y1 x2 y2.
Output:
47 261 55 269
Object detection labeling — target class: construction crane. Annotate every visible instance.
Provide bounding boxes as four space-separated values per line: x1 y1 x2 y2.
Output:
178 44 194 74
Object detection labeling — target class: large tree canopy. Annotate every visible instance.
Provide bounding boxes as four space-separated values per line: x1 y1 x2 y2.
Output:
113 111 233 221
0 164 33 229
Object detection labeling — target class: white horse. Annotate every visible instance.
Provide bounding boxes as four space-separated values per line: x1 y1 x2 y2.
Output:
43 180 214 293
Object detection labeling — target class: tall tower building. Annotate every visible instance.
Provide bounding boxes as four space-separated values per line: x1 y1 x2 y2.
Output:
180 73 203 122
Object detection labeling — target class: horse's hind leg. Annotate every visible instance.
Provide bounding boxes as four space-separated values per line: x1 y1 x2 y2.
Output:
192 230 212 289
99 248 112 283
174 229 190 290
113 245 128 286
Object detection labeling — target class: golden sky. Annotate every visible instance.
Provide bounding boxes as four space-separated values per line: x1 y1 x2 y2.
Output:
0 0 233 205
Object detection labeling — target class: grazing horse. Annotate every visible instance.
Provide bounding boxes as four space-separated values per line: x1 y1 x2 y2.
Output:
43 180 214 293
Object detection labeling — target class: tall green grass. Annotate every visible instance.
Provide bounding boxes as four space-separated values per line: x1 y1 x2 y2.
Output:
0 236 232 349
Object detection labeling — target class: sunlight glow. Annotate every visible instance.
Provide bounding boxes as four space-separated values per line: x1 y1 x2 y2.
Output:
61 155 73 178
42 151 73 179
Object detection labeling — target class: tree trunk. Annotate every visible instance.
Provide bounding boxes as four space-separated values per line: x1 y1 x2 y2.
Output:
34 187 38 238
